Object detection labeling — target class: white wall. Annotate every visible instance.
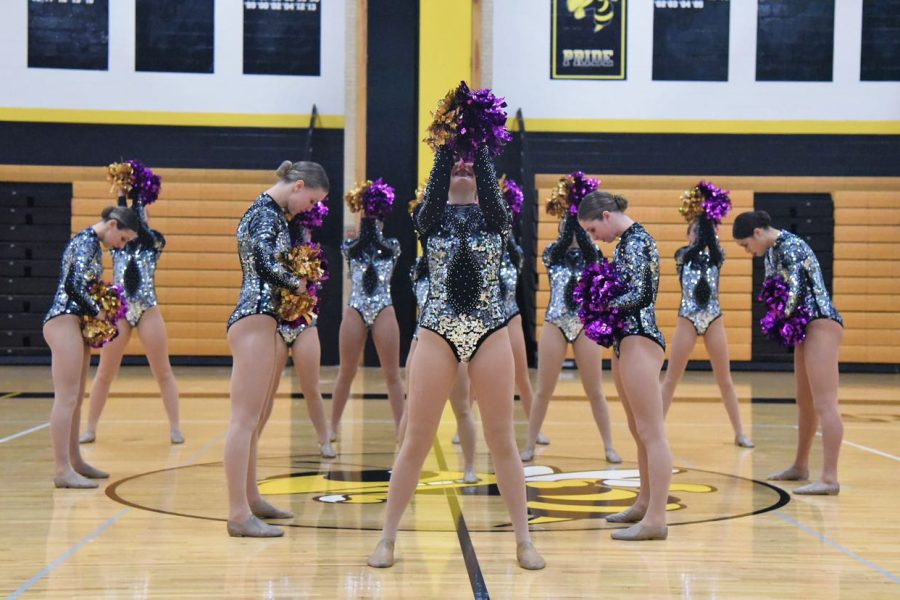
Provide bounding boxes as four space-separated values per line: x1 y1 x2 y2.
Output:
492 0 900 123
0 0 345 119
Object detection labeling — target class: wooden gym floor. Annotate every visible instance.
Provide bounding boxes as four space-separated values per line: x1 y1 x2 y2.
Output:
0 365 898 599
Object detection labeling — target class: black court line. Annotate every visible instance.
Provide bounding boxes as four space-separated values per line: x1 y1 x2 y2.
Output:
431 439 489 600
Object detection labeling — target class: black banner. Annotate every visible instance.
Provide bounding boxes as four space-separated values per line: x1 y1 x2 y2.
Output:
243 0 321 76
28 0 108 71
551 0 627 80
861 0 900 81
756 0 835 82
653 0 729 81
135 0 214 73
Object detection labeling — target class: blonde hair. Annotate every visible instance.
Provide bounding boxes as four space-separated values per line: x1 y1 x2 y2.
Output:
275 160 330 191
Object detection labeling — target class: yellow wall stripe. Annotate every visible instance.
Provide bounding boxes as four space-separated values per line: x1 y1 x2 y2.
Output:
418 0 473 182
510 118 900 135
0 107 344 129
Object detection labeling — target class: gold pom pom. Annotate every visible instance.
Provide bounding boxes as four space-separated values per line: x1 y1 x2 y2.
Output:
282 244 326 282
423 86 461 152
107 162 133 196
79 281 124 348
408 183 426 215
679 187 705 223
545 176 571 219
277 288 318 324
81 316 118 348
344 180 371 214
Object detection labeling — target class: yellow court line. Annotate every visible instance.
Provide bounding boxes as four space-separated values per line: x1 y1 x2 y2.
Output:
509 118 900 135
0 107 345 129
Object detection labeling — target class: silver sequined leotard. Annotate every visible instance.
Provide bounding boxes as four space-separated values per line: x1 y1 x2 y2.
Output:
499 242 522 320
764 231 842 326
544 217 600 343
675 245 723 336
342 218 401 328
416 146 512 363
411 256 429 340
227 193 301 329
111 199 164 327
277 225 318 347
611 223 666 357
44 227 103 324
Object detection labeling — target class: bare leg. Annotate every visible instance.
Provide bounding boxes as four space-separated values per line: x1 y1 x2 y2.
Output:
702 317 751 445
291 327 335 455
769 346 815 481
371 307 406 430
448 364 477 481
522 325 567 461
330 307 368 438
605 352 649 523
573 333 619 462
660 317 696 417
243 338 293 519
398 337 417 446
368 329 459 566
469 329 543 568
224 315 282 536
136 307 183 442
507 316 541 439
612 337 670 540
44 316 97 488
70 343 107 479
795 319 843 492
81 320 132 442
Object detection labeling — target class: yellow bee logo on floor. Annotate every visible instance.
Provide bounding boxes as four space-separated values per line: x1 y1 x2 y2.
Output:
258 464 715 524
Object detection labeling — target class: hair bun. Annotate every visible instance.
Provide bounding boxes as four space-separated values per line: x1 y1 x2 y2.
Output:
275 160 293 178
615 195 628 210
756 210 771 227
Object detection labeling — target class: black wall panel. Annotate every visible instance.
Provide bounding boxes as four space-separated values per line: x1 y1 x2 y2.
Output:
28 0 109 71
243 1 321 76
135 0 214 74
861 0 900 81
653 0 730 81
756 0 835 81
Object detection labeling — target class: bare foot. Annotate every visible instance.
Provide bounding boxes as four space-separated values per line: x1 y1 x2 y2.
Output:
367 539 395 568
249 499 293 520
54 472 99 489
516 541 546 570
767 466 809 481
226 515 284 537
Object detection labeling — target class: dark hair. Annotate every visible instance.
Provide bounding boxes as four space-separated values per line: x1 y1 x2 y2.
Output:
684 215 722 266
577 191 628 221
101 205 140 231
732 210 772 239
275 160 330 192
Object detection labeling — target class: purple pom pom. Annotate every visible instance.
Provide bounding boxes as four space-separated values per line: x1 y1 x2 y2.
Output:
126 159 161 206
501 176 524 217
696 180 731 225
573 259 628 347
363 178 395 220
450 82 512 163
758 275 810 347
567 171 600 216
295 198 329 230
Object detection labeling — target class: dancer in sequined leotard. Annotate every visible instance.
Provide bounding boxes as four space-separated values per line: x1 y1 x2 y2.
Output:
368 145 544 570
224 160 329 537
329 214 405 438
521 214 620 464
578 191 672 541
81 187 183 445
733 211 843 495
43 206 138 488
660 216 753 448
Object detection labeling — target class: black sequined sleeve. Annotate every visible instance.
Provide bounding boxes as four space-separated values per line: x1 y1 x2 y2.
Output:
415 146 454 237
608 235 653 313
574 225 600 265
131 199 166 252
473 145 510 235
674 246 688 277
249 210 301 291
545 217 576 266
64 237 100 317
